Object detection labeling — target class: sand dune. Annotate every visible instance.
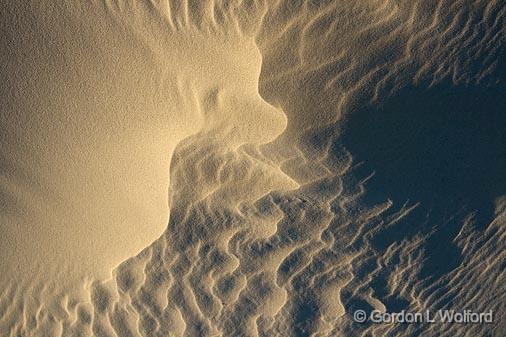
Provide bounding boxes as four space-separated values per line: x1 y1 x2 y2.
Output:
0 0 504 336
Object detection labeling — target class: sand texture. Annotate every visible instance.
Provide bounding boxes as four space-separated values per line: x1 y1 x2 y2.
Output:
0 0 505 336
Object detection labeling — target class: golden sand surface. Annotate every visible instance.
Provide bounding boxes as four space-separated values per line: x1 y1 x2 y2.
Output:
0 1 504 336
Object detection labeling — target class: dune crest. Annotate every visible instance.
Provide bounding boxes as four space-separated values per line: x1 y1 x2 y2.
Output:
0 1 287 287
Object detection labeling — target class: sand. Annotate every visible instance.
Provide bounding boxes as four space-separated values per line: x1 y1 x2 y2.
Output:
0 0 504 336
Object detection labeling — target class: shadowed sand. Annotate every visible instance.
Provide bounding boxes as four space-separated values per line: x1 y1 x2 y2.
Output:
0 1 505 337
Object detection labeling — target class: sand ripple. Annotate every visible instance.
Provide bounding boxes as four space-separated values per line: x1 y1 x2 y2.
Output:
1 0 505 336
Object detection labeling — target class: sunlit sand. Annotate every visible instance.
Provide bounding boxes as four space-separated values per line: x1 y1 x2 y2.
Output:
0 1 504 336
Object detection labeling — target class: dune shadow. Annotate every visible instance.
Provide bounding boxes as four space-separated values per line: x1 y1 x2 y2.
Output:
292 294 320 337
341 80 506 281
